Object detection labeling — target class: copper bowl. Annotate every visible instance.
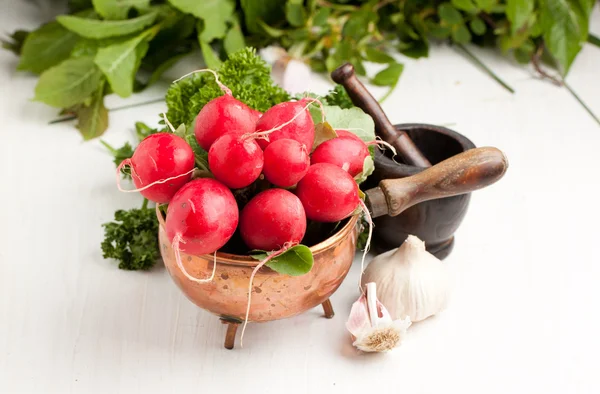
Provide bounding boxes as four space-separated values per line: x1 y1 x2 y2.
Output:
157 207 358 323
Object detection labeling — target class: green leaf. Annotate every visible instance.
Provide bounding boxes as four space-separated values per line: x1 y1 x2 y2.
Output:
452 24 472 43
540 0 588 75
429 25 452 39
438 4 463 25
17 21 79 74
257 19 286 38
371 62 404 86
364 47 395 63
169 0 235 42
199 39 222 69
251 245 314 276
240 0 284 34
451 0 477 13
34 56 103 108
224 17 246 56
1 30 29 55
145 52 190 86
470 17 487 35
342 10 377 41
92 0 151 20
475 0 498 12
286 0 307 27
354 154 374 185
57 11 157 39
312 122 337 151
312 7 330 26
506 0 534 34
76 79 108 139
94 29 153 97
322 106 375 142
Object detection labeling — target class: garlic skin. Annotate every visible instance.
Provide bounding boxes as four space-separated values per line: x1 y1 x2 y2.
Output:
361 235 450 323
346 282 411 352
259 46 312 94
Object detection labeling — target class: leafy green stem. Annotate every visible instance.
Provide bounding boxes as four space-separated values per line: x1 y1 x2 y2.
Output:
49 97 165 124
588 33 600 48
141 198 149 210
564 82 600 127
455 44 515 94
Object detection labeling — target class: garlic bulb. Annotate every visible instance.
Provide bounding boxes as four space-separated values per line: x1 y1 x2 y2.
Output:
346 282 411 352
259 46 312 94
361 235 450 322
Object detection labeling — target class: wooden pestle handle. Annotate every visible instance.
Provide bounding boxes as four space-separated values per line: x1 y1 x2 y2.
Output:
331 63 432 168
365 147 508 218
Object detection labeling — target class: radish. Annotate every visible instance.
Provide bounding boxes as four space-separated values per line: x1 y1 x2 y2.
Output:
208 133 264 189
262 138 310 187
296 163 360 222
116 133 195 203
173 69 259 151
166 178 238 256
194 94 260 151
239 189 307 251
311 136 370 177
253 99 315 150
335 129 363 143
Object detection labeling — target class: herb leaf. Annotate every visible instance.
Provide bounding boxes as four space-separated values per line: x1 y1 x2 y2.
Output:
251 245 314 276
57 11 158 39
169 0 234 42
94 30 153 97
17 22 79 74
506 0 534 34
322 105 375 142
34 56 103 108
76 79 109 139
92 0 151 20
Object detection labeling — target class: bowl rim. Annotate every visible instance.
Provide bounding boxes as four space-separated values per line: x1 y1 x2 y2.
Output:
156 204 359 267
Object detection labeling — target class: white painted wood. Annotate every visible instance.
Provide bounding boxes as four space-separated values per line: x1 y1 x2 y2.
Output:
1 3 599 393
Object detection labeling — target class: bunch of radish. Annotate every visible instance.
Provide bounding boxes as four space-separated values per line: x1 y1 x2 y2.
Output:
116 72 375 344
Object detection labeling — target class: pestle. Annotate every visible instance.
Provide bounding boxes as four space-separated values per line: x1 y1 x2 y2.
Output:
331 63 432 168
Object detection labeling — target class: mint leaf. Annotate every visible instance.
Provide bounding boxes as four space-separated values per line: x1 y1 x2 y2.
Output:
251 245 314 276
470 17 487 35
539 0 588 75
169 0 235 42
240 0 284 34
94 30 153 97
17 22 79 74
92 0 151 20
438 4 463 25
76 79 108 139
451 0 477 13
223 17 246 56
364 47 395 64
506 0 534 34
57 11 157 39
452 24 472 43
285 0 307 27
34 56 103 108
354 154 374 185
322 105 375 142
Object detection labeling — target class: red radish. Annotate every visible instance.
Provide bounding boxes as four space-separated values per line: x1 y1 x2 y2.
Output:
262 139 310 187
311 136 370 177
116 133 195 203
166 178 239 256
194 94 259 151
208 134 264 189
296 163 360 222
239 189 307 250
335 129 364 143
254 99 315 150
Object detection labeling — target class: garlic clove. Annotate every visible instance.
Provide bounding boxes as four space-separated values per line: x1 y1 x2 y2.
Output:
346 282 411 353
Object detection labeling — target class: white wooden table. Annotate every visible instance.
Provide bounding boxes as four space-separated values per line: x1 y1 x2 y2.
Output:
2 3 600 393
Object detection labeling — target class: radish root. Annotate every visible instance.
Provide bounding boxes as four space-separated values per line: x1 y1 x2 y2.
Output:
162 112 176 133
368 137 398 156
358 199 373 294
240 243 294 347
244 99 317 142
172 234 218 283
173 69 232 95
116 167 195 194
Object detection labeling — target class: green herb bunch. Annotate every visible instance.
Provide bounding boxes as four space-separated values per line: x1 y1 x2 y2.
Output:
4 0 597 138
